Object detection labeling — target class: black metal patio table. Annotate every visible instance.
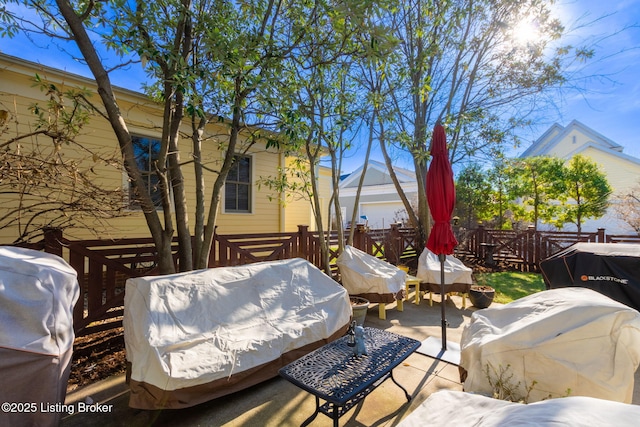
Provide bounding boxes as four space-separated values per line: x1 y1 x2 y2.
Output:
278 327 421 427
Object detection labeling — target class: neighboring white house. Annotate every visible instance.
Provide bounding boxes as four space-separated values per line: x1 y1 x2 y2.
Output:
520 119 640 234
339 160 418 229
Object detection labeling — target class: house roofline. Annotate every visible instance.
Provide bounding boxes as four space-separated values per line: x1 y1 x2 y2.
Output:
1 52 147 105
520 122 564 157
566 142 640 166
520 119 625 158
1 52 284 147
564 119 623 151
339 159 415 188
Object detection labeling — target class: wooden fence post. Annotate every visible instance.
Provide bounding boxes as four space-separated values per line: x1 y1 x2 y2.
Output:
477 223 486 245
476 224 486 261
387 223 402 265
597 228 605 243
354 224 366 252
43 227 63 257
298 225 309 260
528 225 537 271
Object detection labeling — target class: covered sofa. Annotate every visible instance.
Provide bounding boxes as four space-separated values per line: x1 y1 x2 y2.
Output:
124 257 351 409
336 245 406 319
416 248 473 307
460 287 640 403
398 390 640 427
0 246 79 427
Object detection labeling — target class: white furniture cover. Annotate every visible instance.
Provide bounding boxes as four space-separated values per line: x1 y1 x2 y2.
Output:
0 246 79 427
460 287 640 403
398 390 640 427
416 248 473 284
336 245 406 295
0 246 79 355
124 258 351 394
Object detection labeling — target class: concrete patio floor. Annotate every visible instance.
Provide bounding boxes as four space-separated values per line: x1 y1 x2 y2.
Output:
61 290 640 427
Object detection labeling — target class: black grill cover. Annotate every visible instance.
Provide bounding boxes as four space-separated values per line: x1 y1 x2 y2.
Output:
540 243 640 311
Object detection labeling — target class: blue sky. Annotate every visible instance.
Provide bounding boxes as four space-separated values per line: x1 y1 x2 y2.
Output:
341 0 640 173
550 0 640 158
2 0 639 174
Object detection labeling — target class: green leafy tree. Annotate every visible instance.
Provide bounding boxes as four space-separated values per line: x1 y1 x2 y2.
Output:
376 0 590 245
1 0 337 272
485 159 516 229
508 156 566 229
555 155 611 233
262 1 398 271
455 163 493 229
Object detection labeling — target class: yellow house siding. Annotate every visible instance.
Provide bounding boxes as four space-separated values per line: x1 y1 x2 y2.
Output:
317 166 332 230
550 129 587 158
0 54 297 243
580 146 640 196
524 120 640 234
281 157 313 232
278 161 333 232
0 64 131 241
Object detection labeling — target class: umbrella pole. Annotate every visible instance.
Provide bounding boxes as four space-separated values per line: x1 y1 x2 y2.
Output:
439 253 447 351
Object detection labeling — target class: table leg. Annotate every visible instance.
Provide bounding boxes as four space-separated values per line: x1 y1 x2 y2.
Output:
301 396 321 427
332 403 340 427
389 370 412 402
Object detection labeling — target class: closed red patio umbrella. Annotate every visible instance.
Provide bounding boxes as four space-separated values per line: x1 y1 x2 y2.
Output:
426 123 458 351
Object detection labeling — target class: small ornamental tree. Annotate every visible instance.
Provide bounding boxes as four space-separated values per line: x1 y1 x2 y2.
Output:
612 180 640 234
555 155 611 233
0 77 125 243
455 164 493 229
508 156 566 229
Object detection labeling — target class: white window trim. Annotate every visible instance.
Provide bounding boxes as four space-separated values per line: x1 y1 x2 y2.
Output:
222 153 255 215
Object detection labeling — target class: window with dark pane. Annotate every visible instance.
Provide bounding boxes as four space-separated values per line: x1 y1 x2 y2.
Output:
225 155 251 213
129 135 163 210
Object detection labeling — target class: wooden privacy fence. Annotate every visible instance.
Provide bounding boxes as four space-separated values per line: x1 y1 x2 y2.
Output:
13 224 639 336
19 225 416 336
455 224 640 272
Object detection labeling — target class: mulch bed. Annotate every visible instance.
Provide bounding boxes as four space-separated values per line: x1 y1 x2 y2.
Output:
67 327 127 393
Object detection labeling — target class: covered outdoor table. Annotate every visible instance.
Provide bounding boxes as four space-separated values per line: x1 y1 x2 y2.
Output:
460 287 640 403
0 246 79 427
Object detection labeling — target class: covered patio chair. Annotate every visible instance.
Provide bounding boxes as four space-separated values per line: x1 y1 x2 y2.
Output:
415 248 473 307
337 245 406 320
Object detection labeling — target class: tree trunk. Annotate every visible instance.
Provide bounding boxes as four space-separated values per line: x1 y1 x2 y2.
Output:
55 0 174 273
196 87 244 269
347 109 376 246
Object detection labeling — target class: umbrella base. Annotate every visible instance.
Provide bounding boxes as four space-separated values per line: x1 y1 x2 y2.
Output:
416 336 460 365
